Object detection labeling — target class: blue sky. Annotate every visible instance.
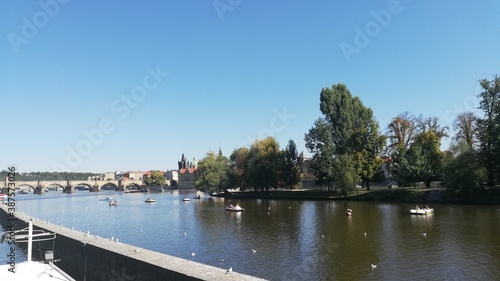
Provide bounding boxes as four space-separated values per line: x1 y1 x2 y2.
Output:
1 0 499 173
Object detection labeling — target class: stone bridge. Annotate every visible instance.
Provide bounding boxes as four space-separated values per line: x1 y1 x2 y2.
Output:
3 178 144 193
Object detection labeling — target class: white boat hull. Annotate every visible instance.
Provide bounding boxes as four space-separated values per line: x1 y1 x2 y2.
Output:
410 208 434 215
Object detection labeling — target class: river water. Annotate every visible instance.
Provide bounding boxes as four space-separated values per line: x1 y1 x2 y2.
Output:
2 190 500 280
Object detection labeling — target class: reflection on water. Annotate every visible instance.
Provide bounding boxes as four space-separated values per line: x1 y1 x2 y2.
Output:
2 191 500 281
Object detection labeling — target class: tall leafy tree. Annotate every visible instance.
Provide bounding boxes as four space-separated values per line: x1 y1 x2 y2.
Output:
306 84 385 191
453 112 478 147
476 74 500 186
194 151 229 194
228 147 249 190
246 137 282 192
305 118 336 191
281 139 302 189
388 113 448 187
443 141 485 195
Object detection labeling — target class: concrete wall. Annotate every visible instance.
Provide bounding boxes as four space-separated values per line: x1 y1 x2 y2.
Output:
0 205 266 281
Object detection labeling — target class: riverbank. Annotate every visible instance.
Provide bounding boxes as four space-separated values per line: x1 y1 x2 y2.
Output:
213 187 500 205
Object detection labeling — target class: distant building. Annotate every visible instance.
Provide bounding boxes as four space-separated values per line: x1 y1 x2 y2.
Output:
165 170 179 185
115 171 125 180
298 152 314 181
104 172 115 180
124 171 150 181
177 153 197 189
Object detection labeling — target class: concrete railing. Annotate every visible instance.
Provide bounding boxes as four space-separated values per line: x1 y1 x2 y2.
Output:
0 204 267 281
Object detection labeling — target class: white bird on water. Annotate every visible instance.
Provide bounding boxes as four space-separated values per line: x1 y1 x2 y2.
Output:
225 267 232 274
422 233 427 237
184 232 187 236
192 252 196 257
363 232 367 237
321 234 325 239
371 264 377 270
252 249 257 254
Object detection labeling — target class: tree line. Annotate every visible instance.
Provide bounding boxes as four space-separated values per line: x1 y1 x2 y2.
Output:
195 74 500 196
195 139 302 195
0 171 101 181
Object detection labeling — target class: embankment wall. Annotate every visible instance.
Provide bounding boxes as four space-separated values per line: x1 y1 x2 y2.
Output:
0 205 265 281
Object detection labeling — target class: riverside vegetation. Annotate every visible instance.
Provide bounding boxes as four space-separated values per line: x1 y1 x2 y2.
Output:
195 75 500 204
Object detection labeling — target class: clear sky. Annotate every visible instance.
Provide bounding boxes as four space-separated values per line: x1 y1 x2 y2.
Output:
1 0 499 173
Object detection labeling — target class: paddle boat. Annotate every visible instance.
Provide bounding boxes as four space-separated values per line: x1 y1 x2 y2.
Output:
410 205 434 215
145 197 156 203
226 204 245 212
182 197 191 202
109 199 118 206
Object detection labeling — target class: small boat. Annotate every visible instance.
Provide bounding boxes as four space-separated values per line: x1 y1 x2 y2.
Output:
109 199 118 206
182 197 191 202
226 205 245 212
145 197 156 203
346 209 352 216
410 206 434 215
193 195 201 199
100 197 113 201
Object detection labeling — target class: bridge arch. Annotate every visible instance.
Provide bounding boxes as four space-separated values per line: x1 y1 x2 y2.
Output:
125 183 142 190
16 184 36 192
101 182 118 191
46 183 65 190
74 183 93 190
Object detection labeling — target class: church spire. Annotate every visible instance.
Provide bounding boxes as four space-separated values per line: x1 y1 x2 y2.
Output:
218 145 222 156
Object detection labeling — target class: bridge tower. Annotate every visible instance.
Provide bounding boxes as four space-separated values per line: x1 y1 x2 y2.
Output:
63 179 74 193
90 181 100 192
34 180 45 194
117 179 124 191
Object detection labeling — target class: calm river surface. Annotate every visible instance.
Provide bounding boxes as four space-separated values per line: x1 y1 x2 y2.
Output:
2 190 500 280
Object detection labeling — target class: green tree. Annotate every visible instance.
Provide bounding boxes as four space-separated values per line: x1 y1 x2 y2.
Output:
443 141 485 195
281 139 302 189
228 147 249 190
246 137 281 192
387 113 448 187
145 171 165 186
305 118 336 191
305 84 385 190
332 154 359 195
476 74 500 186
194 151 229 194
